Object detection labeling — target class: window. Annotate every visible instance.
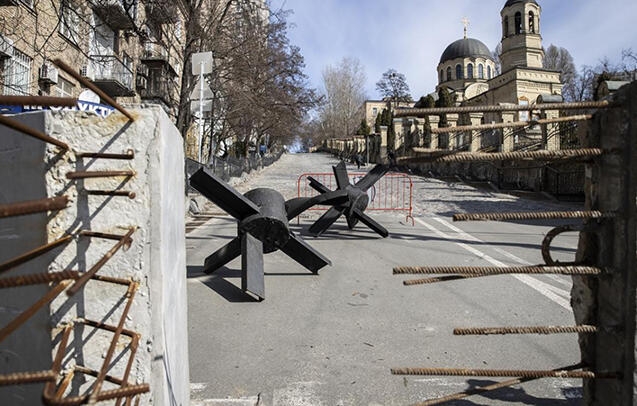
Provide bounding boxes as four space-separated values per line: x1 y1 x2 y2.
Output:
55 76 75 98
487 65 492 79
467 63 474 79
478 64 484 79
372 107 378 117
59 1 81 45
3 48 31 95
440 69 443 82
503 16 509 37
455 64 463 80
446 67 452 82
515 12 522 34
529 11 535 33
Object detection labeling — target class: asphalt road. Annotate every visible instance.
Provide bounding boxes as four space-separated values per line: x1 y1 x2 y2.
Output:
187 152 584 406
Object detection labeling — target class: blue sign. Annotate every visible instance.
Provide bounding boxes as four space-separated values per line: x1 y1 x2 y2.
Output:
0 100 115 118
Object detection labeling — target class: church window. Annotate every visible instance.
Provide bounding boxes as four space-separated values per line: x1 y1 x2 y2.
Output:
440 69 444 82
487 65 492 79
467 63 474 79
478 64 484 79
503 16 509 37
446 67 452 81
529 11 535 33
455 64 463 80
515 12 522 34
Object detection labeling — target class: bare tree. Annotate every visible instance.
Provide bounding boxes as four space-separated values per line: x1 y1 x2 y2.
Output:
543 44 578 101
492 42 502 75
176 1 318 160
319 56 367 139
375 68 411 109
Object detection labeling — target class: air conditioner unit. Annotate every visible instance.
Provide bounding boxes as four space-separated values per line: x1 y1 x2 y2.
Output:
136 63 149 77
39 63 59 84
0 34 13 59
135 75 147 90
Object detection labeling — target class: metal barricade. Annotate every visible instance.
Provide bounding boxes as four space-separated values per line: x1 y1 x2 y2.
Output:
297 171 414 224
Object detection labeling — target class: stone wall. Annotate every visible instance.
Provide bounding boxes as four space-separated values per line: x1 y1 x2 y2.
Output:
573 81 637 405
0 107 188 405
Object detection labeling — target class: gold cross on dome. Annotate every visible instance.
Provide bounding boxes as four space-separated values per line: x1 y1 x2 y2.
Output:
462 17 470 38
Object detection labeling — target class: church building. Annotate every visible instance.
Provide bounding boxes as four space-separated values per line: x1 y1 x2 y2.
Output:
436 0 562 111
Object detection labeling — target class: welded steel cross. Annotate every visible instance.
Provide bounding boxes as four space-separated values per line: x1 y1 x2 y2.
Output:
189 167 347 300
307 160 390 237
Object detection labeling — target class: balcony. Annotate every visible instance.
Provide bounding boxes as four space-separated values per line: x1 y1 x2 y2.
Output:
139 73 177 107
140 41 179 75
145 0 179 23
86 55 135 97
92 0 137 30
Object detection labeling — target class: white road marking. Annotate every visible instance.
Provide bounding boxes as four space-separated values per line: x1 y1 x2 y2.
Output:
415 217 572 311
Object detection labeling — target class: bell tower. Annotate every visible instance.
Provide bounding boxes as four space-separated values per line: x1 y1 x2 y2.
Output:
500 0 544 71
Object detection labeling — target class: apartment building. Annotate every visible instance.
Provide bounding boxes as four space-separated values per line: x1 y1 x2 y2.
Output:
0 0 187 120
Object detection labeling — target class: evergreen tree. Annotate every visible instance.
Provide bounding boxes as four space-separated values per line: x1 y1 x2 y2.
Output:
356 119 371 135
374 112 382 133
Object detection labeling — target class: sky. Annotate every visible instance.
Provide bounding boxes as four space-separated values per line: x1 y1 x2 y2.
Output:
268 0 637 100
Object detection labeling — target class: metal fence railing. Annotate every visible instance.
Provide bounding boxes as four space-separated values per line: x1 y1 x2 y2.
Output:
186 150 285 194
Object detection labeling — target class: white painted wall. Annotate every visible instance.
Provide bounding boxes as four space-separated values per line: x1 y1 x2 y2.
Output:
0 107 188 405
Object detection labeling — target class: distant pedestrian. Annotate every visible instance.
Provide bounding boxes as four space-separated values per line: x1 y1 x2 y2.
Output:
354 154 362 169
387 150 397 167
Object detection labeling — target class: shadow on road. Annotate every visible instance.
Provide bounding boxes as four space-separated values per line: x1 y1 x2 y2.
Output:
435 379 582 405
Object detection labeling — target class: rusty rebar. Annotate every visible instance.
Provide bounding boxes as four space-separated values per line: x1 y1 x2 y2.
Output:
66 170 136 179
0 195 69 219
43 383 149 406
0 234 73 275
90 273 135 286
0 280 71 342
411 364 584 406
67 227 136 296
453 210 611 222
53 59 135 122
78 318 137 339
453 325 598 336
0 114 70 150
0 370 57 386
394 265 602 276
85 190 136 199
76 149 135 160
0 270 80 288
390 367 613 379
80 230 134 247
403 275 482 285
403 148 604 164
394 100 611 117
44 324 73 400
73 365 125 386
89 282 139 404
542 225 582 266
429 114 592 134
0 95 77 107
